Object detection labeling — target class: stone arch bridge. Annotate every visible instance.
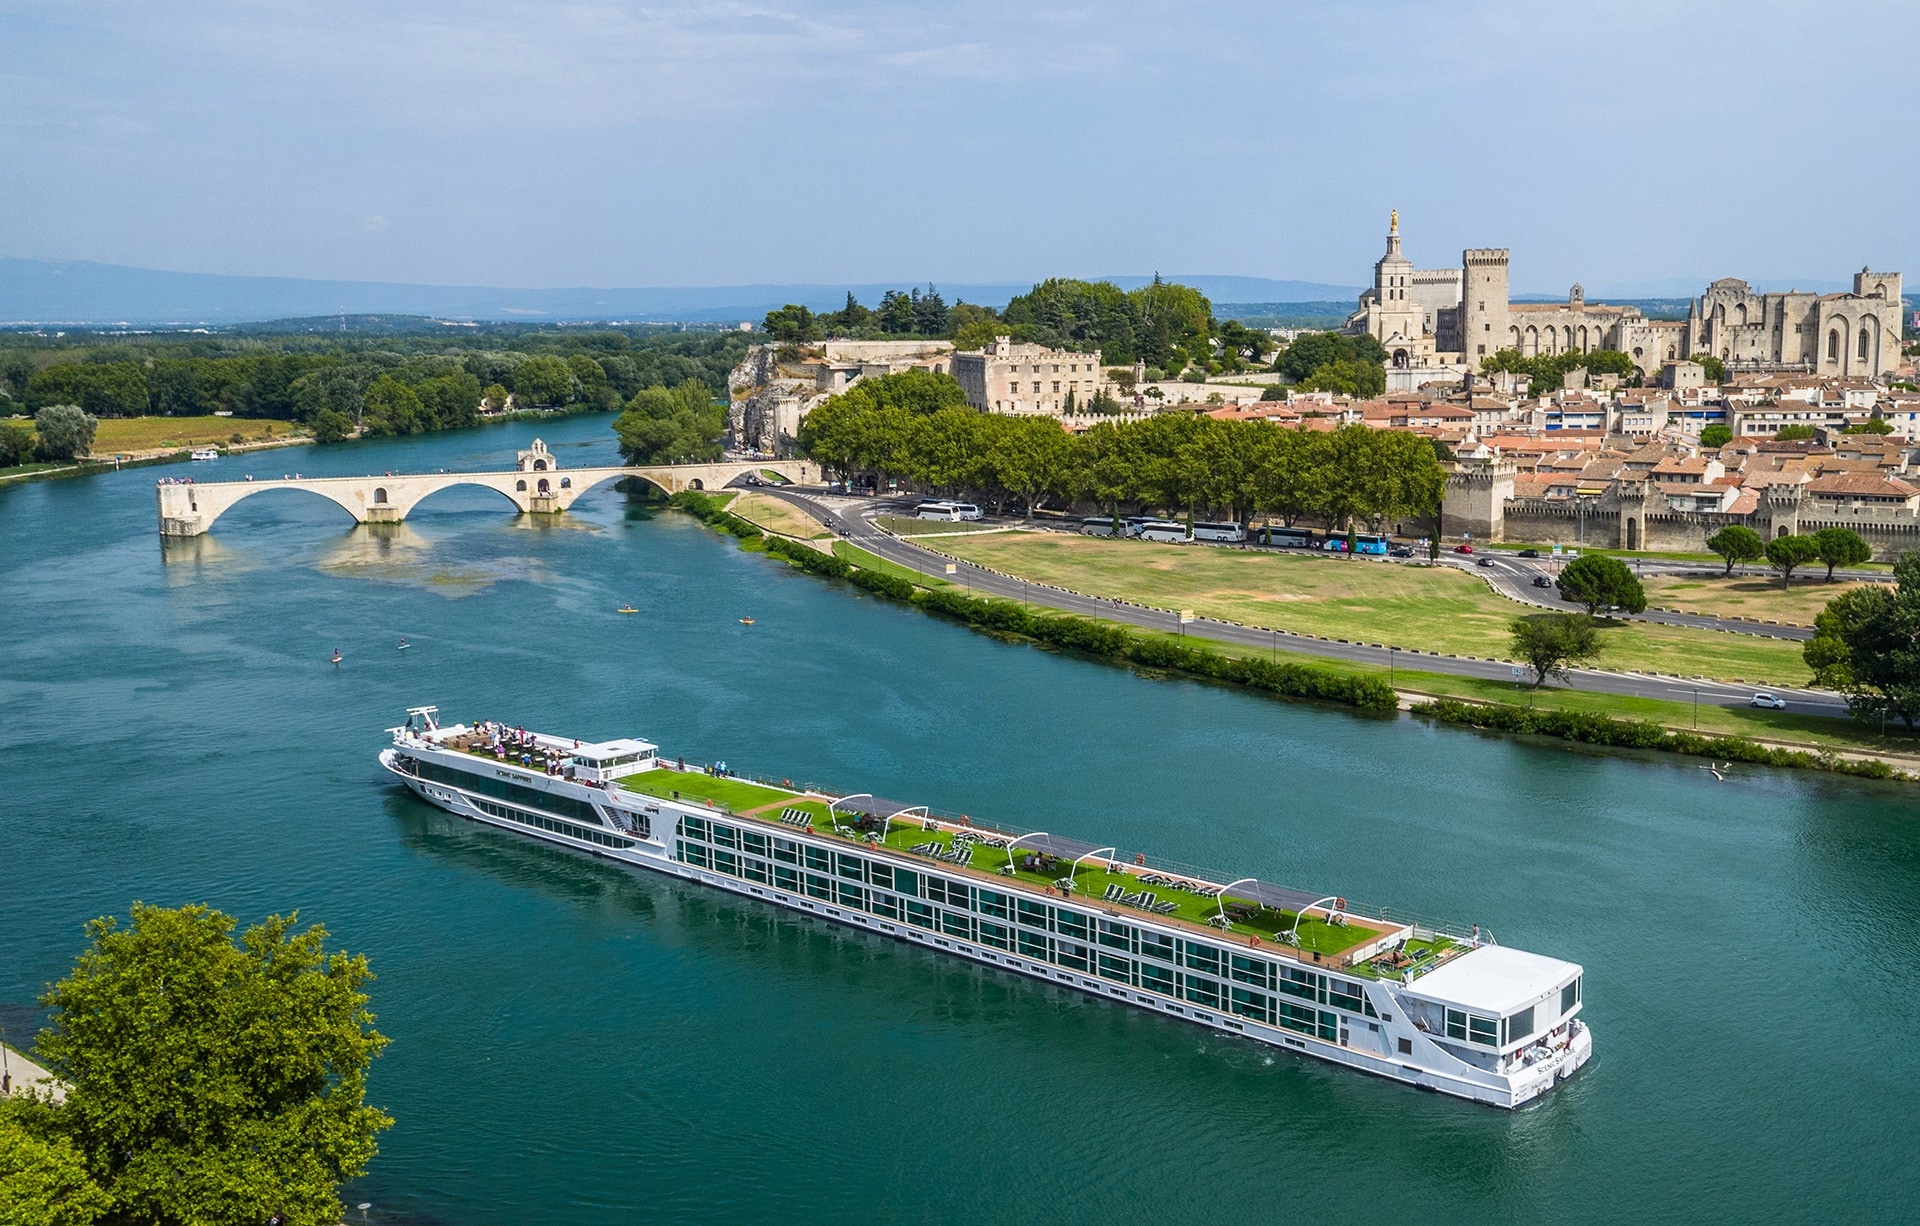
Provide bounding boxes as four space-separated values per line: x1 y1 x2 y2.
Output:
156 458 816 537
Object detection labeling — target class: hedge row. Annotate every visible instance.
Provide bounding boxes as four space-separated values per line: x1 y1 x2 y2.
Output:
913 589 1400 711
1411 698 1900 780
669 489 763 542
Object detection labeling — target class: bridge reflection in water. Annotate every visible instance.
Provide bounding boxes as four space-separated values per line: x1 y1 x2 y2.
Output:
155 438 814 537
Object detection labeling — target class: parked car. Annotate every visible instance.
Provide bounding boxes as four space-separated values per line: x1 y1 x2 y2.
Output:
1532 575 1554 589
1453 544 1474 554
1517 548 1541 558
1476 556 1496 567
1749 692 1788 710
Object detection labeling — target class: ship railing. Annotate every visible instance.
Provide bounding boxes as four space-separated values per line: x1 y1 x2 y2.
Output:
647 762 1494 950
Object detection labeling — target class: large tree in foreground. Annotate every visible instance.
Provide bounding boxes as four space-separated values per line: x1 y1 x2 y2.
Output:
20 903 391 1226
1510 613 1602 687
1804 551 1920 728
614 379 727 464
1764 532 1822 587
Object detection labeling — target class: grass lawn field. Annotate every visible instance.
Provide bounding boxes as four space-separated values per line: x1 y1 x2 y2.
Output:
617 770 795 811
1640 573 1863 625
729 492 832 540
933 531 1815 686
91 416 299 453
831 540 955 589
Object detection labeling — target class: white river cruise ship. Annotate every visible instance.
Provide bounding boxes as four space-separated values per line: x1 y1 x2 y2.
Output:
381 706 1592 1108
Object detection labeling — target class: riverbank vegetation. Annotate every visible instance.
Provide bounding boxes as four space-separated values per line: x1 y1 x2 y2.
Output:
0 903 390 1226
0 321 754 449
699 490 1914 770
669 490 1395 713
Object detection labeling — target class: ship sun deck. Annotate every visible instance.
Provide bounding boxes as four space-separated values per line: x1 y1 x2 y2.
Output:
423 724 1467 976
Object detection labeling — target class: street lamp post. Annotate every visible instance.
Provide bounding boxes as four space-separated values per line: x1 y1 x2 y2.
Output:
1389 646 1398 686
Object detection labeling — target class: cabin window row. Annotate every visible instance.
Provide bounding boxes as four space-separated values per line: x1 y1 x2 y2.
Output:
675 822 1379 1013
417 760 615 828
466 796 636 849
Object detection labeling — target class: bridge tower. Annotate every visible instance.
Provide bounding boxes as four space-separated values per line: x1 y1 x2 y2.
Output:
516 439 563 513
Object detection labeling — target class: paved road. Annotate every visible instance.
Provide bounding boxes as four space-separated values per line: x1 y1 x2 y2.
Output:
763 489 1849 721
1436 552 1816 641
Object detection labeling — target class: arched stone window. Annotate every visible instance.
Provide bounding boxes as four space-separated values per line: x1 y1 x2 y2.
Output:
1858 327 1871 360
533 459 548 471
1735 303 1747 326
515 479 527 492
560 477 572 489
373 487 388 504
1828 330 1840 361
537 478 551 493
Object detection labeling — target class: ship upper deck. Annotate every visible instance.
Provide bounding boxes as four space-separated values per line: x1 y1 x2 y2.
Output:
404 721 1471 981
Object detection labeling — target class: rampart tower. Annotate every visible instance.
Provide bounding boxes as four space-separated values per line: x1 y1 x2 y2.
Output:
1459 249 1512 367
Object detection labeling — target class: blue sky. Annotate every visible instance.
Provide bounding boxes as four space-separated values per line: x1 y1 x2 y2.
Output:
1 0 1913 296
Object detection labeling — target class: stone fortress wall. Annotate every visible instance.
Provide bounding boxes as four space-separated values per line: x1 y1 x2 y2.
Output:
1443 464 1920 558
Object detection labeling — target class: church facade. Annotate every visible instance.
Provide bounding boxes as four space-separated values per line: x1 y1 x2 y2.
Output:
1346 215 1903 382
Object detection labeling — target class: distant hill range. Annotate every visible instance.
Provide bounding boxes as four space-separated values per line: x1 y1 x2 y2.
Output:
0 257 1365 327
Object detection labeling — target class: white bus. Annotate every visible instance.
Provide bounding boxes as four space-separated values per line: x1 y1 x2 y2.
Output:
948 503 983 521
1135 520 1189 543
1079 516 1121 536
915 502 964 521
1191 521 1246 544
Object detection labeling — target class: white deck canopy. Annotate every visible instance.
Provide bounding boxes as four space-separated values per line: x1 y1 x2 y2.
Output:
1405 945 1580 1016
573 738 658 763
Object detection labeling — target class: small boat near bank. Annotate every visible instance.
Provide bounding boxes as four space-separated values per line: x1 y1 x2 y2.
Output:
190 447 221 461
380 705 1591 1108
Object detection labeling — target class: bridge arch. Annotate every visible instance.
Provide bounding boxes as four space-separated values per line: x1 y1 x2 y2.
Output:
395 480 528 519
192 483 368 533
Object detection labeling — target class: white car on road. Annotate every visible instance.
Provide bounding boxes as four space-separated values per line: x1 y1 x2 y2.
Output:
1749 692 1788 710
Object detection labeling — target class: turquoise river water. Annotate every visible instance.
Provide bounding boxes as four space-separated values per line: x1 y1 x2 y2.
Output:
2 415 1916 1224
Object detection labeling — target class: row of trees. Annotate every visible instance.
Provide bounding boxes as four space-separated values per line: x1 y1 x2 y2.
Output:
763 275 1222 373
1706 524 1873 585
0 328 755 441
798 372 1446 527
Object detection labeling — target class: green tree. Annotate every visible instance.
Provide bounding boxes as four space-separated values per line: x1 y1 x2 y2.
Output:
1844 417 1894 435
1509 613 1601 687
1804 553 1920 727
614 379 726 464
1706 524 1765 576
483 382 510 411
311 408 353 444
32 405 97 460
1699 424 1733 448
512 355 575 406
1297 358 1386 397
0 1115 111 1226
1764 532 1821 586
1773 424 1817 441
763 303 817 343
1693 353 1727 383
1556 554 1646 615
1 421 36 466
1813 526 1872 580
26 903 390 1226
359 376 425 436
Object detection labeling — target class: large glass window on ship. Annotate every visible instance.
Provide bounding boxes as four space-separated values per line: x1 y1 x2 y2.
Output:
416 761 608 826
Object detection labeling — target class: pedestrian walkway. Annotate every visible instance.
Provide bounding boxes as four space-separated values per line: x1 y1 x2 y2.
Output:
1 1042 67 1102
